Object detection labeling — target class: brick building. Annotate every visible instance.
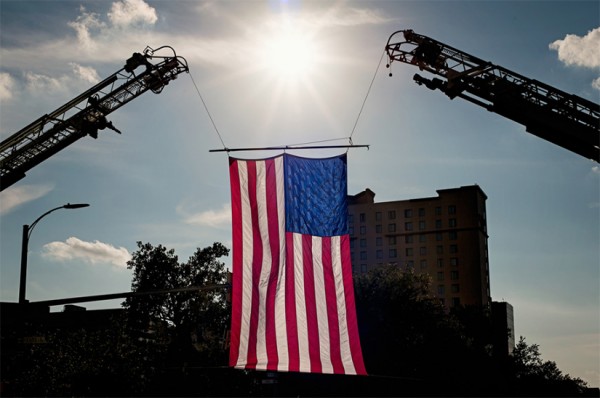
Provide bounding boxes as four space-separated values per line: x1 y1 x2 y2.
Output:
348 185 491 308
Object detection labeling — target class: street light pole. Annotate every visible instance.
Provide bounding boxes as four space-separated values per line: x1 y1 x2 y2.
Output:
18 203 90 304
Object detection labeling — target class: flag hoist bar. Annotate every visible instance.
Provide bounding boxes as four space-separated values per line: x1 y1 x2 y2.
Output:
209 144 369 152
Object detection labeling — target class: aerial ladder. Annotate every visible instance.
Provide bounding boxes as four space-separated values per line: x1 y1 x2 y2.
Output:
385 30 599 162
0 46 189 191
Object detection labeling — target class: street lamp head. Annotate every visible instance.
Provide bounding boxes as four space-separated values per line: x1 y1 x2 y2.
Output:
63 203 90 209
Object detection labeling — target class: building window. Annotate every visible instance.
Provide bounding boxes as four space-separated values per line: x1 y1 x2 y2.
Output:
376 211 382 221
360 225 366 235
405 235 413 244
437 258 444 268
376 224 382 233
451 271 459 280
435 219 442 229
449 231 458 240
451 284 460 293
406 248 413 256
436 232 443 241
388 223 396 233
349 226 354 235
389 249 397 258
450 244 458 254
360 213 366 223
360 239 367 248
437 272 444 281
419 234 427 243
436 245 443 254
448 205 456 215
420 259 427 269
406 260 414 268
405 222 413 231
452 297 461 307
450 257 459 267
361 264 367 274
437 285 445 295
404 209 413 218
360 251 367 260
389 236 397 245
449 218 457 228
388 210 396 220
435 206 442 216
376 250 383 259
419 221 426 230
418 208 425 217
376 237 382 246
419 246 427 255
348 214 354 223
350 239 355 249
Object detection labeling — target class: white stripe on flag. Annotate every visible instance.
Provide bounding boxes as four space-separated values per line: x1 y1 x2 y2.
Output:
293 233 310 373
332 236 356 375
273 156 289 371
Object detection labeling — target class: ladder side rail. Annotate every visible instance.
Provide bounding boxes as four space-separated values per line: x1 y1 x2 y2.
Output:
0 75 149 176
0 73 125 161
0 57 187 184
0 74 121 154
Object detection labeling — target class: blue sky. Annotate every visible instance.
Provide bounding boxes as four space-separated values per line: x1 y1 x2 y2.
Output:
1 0 598 386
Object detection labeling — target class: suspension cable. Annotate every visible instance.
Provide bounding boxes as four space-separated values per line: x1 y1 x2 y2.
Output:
188 72 227 149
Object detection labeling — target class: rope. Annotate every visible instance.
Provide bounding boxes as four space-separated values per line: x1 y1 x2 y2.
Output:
188 72 227 149
348 49 386 143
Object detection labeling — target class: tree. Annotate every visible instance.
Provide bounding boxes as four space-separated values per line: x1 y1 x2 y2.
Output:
121 241 231 394
353 265 511 396
354 266 468 381
5 242 236 397
510 336 588 396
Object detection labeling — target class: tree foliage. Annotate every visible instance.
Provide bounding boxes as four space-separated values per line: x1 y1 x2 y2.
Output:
122 242 230 373
510 336 588 396
354 265 468 379
353 264 591 396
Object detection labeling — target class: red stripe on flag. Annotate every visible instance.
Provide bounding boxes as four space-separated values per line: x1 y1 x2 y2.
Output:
229 159 243 367
302 235 323 374
322 237 345 374
340 235 367 375
285 232 299 372
245 161 262 369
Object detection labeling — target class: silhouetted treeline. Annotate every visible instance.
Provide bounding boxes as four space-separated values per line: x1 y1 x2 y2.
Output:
1 246 592 397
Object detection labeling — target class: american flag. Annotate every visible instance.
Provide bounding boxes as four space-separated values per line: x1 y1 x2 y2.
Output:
228 153 366 375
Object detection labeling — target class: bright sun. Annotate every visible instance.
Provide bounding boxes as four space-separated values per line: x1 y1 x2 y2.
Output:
258 22 318 82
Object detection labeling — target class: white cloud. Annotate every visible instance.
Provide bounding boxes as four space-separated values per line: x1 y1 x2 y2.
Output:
0 72 15 101
24 71 66 92
549 27 600 68
42 236 131 269
550 28 600 91
67 6 106 50
179 202 231 227
24 66 100 93
108 0 158 27
0 184 54 215
69 62 100 84
318 7 395 27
